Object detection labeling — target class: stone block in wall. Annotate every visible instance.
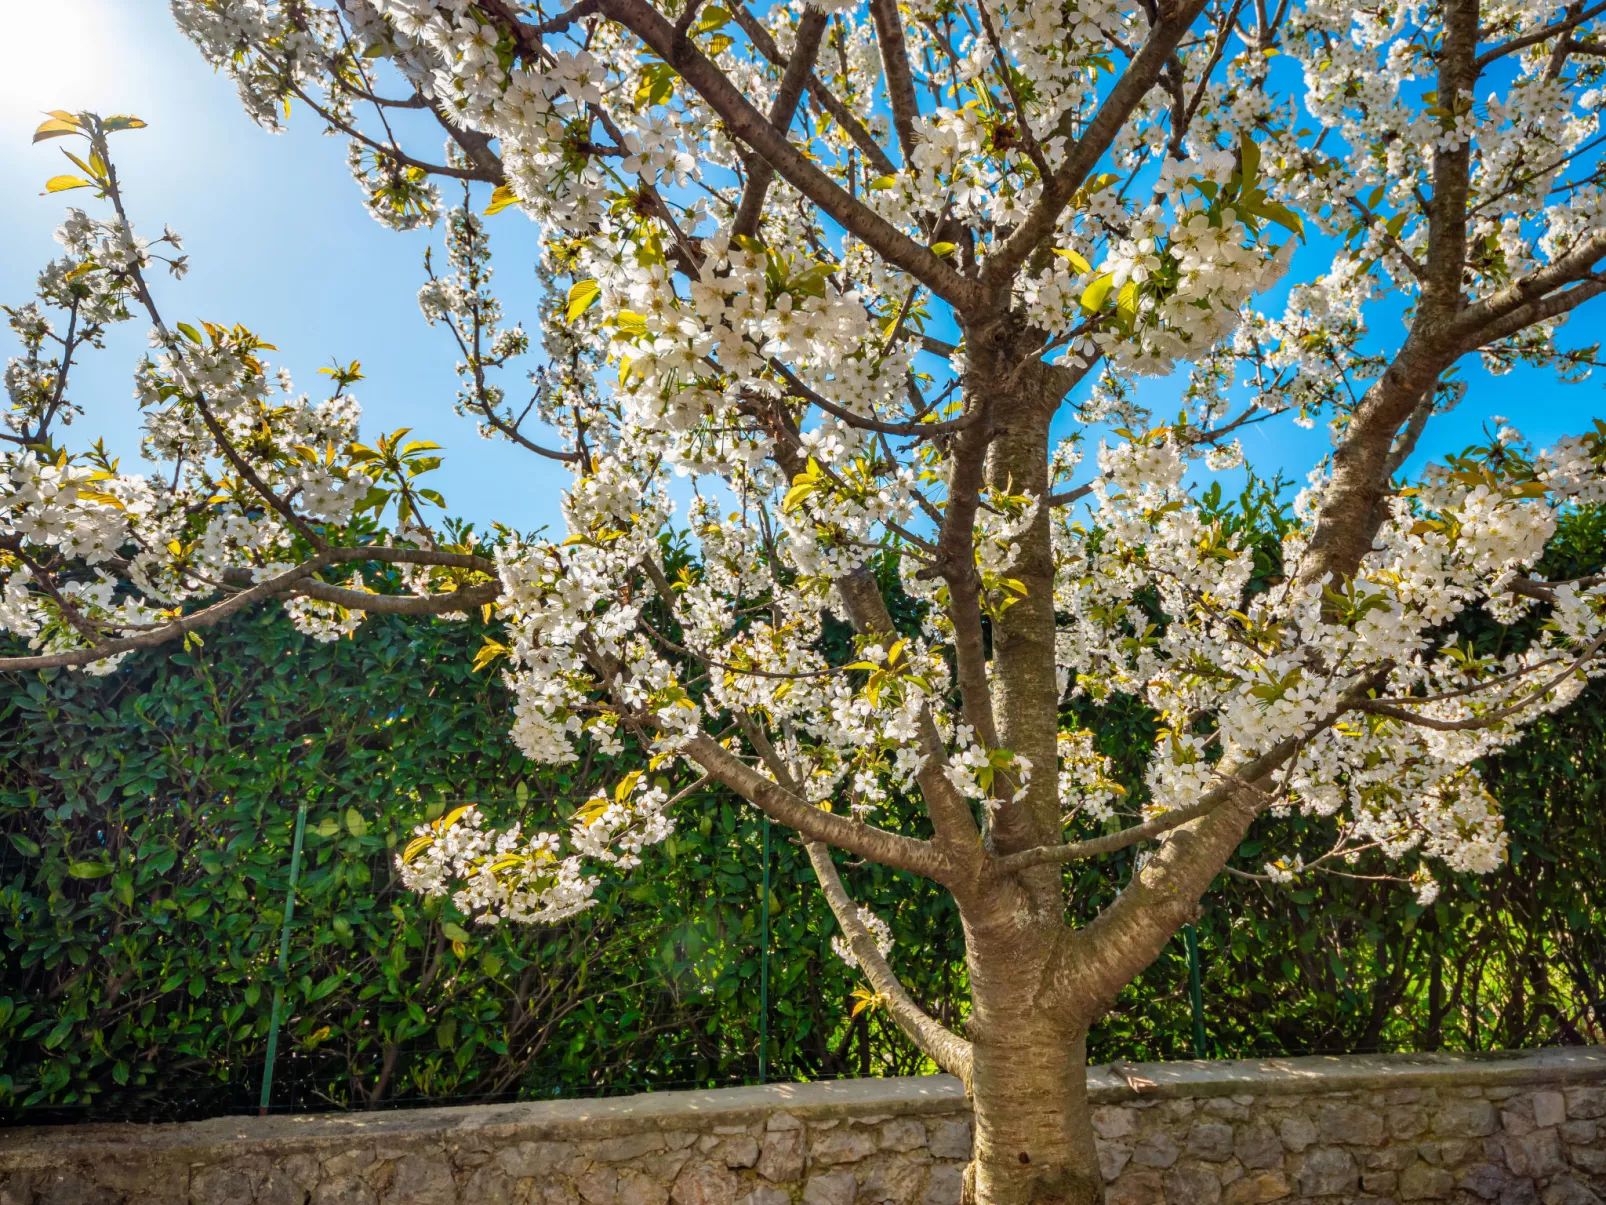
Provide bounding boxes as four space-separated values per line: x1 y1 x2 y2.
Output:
1565 1086 1606 1120
1543 1178 1606 1205
925 1119 971 1161
617 1168 670 1205
1316 1101 1384 1147
1204 1098 1252 1122
1130 1129 1180 1169
854 1153 927 1204
1186 1121 1235 1161
670 1161 738 1205
1090 1105 1137 1140
386 1155 457 1205
1455 1160 1513 1199
1503 1127 1568 1179
757 1128 805 1182
879 1119 926 1153
1234 1121 1283 1171
579 1165 619 1205
1398 1160 1455 1199
1277 1114 1317 1154
312 1179 381 1205
1434 1098 1497 1138
1221 1170 1290 1204
1095 1140 1132 1182
1103 1168 1164 1205
1389 1105 1428 1139
595 1135 670 1163
920 1164 962 1205
810 1126 878 1166
1293 1146 1358 1196
1163 1160 1224 1204
1571 1145 1606 1174
801 1170 856 1205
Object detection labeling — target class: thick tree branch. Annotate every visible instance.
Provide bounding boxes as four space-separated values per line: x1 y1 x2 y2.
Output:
294 579 501 615
679 732 946 878
806 841 974 1082
981 0 1210 295
0 556 335 672
993 795 1224 873
1451 230 1606 342
732 9 829 238
867 0 922 163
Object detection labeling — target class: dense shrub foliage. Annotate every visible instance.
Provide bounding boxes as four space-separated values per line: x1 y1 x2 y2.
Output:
1 519 1601 1121
0 604 961 1121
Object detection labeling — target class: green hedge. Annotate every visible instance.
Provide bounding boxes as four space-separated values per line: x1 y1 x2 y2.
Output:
1 516 1602 1122
0 604 961 1121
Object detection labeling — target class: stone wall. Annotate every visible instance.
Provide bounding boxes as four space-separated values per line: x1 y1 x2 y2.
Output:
1 1049 1604 1205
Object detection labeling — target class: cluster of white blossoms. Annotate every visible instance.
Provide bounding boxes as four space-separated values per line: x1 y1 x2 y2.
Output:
1050 418 1606 896
831 905 895 970
398 805 602 924
399 770 677 924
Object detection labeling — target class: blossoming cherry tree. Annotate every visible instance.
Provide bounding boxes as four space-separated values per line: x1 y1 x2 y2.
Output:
7 0 1606 1200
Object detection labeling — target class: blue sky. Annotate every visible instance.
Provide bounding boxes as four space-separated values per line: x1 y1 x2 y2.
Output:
2 1 1602 535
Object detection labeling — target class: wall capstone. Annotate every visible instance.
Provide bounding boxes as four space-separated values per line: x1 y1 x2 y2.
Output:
2 1048 1604 1204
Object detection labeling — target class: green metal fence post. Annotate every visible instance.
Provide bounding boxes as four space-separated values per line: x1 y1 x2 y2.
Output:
259 798 309 1115
759 816 771 1084
1184 923 1207 1059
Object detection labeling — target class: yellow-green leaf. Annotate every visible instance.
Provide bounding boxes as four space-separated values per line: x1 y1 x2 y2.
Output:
929 241 956 258
32 115 80 143
1053 248 1091 273
345 807 368 838
483 183 520 215
1116 281 1139 325
566 278 601 322
472 638 509 673
1079 272 1114 314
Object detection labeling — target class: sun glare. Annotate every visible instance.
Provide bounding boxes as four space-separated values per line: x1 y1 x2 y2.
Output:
1 1 110 119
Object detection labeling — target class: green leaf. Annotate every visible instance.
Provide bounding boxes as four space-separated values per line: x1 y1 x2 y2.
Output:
345 807 368 838
1239 135 1260 189
1255 200 1304 237
8 834 40 858
441 921 473 943
67 860 113 879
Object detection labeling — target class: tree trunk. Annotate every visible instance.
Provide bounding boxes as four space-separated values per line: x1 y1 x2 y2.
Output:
966 1021 1102 1205
963 904 1104 1205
